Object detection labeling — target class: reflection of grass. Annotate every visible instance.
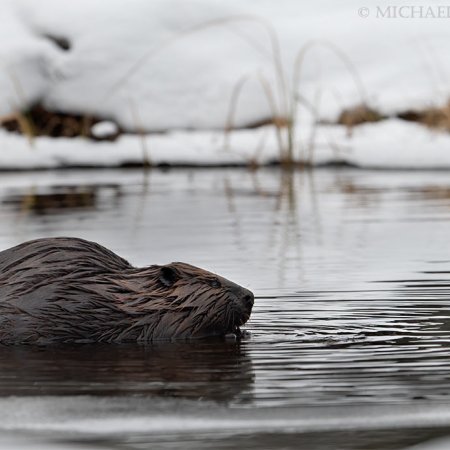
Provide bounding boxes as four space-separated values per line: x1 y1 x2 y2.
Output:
220 169 303 288
6 188 96 214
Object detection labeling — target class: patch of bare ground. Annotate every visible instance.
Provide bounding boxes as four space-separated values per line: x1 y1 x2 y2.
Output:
336 104 385 136
0 104 121 141
336 101 450 135
397 101 450 132
232 116 290 130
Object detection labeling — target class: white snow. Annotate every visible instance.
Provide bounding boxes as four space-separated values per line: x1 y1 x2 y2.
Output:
1 119 450 169
1 0 450 168
91 121 119 139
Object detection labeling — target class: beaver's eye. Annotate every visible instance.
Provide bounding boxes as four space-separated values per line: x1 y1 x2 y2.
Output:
159 266 178 287
209 278 221 288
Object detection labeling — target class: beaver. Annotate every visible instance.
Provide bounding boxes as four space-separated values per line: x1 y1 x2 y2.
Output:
0 237 254 345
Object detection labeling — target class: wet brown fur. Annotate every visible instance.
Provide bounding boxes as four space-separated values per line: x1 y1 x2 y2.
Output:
0 238 254 345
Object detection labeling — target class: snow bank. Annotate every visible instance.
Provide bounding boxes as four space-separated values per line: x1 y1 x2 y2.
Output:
1 119 450 170
2 0 450 130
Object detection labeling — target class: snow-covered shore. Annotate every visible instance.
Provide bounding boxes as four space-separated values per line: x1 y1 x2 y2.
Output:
1 0 450 169
1 119 450 170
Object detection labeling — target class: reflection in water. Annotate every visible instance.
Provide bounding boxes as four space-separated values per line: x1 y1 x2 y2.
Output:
2 184 121 215
247 268 450 407
0 342 254 403
121 429 450 450
272 170 301 287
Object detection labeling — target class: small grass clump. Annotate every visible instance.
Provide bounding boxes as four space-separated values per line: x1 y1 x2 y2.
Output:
220 32 371 167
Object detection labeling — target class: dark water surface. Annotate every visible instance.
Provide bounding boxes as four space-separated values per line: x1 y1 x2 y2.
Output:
1 168 450 449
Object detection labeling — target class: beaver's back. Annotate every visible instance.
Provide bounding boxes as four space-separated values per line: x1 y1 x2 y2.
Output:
0 237 131 275
0 237 134 344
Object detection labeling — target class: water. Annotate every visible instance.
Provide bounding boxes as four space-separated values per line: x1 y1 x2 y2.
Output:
1 168 450 449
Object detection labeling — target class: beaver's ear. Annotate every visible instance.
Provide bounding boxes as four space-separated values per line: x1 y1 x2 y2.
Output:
159 266 179 287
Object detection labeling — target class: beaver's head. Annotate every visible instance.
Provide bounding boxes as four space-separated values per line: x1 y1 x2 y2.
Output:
119 262 254 341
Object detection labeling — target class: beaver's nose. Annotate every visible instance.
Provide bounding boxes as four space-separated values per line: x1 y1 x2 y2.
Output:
230 286 254 310
242 289 254 310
